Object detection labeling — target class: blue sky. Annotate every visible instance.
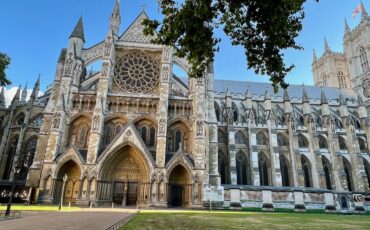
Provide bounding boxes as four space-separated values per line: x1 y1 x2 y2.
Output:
0 0 366 92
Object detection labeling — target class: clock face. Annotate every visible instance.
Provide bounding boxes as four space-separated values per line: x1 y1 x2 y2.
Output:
114 52 160 93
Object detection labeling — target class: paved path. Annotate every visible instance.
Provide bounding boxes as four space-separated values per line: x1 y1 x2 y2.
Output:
0 209 137 230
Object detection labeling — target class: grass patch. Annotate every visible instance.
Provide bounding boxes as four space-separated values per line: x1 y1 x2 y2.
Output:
121 210 370 230
0 205 81 211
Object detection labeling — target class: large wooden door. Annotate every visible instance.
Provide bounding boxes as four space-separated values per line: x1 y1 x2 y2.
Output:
126 182 138 206
113 182 125 205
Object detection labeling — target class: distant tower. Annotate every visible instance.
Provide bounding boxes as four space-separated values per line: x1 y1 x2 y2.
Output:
312 38 351 89
344 3 370 109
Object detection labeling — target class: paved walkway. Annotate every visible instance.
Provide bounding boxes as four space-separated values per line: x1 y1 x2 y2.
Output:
0 209 137 230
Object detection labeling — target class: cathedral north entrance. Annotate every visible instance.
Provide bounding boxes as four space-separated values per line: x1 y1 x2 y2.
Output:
98 145 150 207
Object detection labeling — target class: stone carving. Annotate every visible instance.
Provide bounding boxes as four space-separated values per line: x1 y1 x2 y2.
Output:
162 46 171 63
196 114 203 136
159 116 166 135
161 65 170 81
52 113 61 129
114 52 160 93
104 36 112 56
64 53 74 75
125 130 132 136
101 61 110 77
92 115 100 131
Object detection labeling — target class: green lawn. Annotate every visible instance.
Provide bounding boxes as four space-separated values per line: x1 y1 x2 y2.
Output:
0 205 81 211
121 210 370 230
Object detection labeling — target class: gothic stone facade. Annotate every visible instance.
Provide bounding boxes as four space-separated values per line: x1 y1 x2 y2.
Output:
0 2 370 212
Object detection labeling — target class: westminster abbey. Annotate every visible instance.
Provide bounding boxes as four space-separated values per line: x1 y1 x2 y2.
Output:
0 1 369 212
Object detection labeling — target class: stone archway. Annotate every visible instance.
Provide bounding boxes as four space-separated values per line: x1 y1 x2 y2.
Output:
54 160 81 204
98 145 150 207
168 165 191 207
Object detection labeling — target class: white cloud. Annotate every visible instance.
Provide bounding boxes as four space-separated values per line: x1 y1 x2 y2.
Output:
1 87 44 107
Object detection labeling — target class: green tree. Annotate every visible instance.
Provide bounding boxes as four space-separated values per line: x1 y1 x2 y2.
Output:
0 52 11 86
143 0 318 92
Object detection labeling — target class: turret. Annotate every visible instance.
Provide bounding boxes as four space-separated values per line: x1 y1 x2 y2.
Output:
283 88 292 114
344 18 350 34
264 90 271 111
30 76 40 101
243 88 252 110
324 37 331 54
68 17 85 57
302 86 311 115
225 88 232 108
362 2 368 20
0 87 5 108
11 86 21 105
320 89 330 116
110 0 121 35
313 49 317 62
338 93 349 117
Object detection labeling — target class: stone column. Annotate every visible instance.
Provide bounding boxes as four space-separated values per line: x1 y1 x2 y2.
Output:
269 127 282 186
249 128 260 186
228 127 237 185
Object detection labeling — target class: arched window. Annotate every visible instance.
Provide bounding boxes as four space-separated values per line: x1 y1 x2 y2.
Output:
277 133 288 147
338 71 346 88
279 155 290 187
104 124 114 145
358 137 367 152
298 134 309 148
301 155 312 187
76 124 88 148
149 127 156 147
236 151 248 185
218 129 226 144
318 135 328 149
214 102 221 122
15 113 25 126
322 156 332 190
338 136 347 150
364 160 370 190
258 152 269 186
140 126 147 144
19 137 38 180
343 158 353 191
218 150 227 184
360 46 369 73
257 132 268 146
235 131 247 145
30 114 43 127
232 103 238 123
175 130 182 152
298 115 304 126
2 136 18 180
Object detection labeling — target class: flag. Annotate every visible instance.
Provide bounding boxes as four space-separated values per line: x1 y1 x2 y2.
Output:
352 3 363 18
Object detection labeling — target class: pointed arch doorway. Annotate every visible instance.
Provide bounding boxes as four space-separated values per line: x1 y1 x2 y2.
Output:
168 165 191 207
98 144 150 207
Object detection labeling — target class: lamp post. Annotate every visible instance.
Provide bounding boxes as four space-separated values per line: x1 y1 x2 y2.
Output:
59 174 68 210
5 166 21 217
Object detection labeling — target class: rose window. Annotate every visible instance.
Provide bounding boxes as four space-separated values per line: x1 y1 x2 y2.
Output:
114 52 160 93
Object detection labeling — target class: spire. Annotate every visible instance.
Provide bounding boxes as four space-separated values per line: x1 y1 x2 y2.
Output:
324 37 331 53
110 0 121 35
31 75 40 100
11 86 21 105
21 82 28 102
313 48 317 62
283 88 290 102
362 1 368 18
344 18 350 33
320 88 327 104
0 87 5 107
302 85 309 103
70 17 85 43
264 90 271 100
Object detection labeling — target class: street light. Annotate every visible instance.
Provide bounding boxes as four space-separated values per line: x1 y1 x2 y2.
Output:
5 166 21 217
58 174 68 210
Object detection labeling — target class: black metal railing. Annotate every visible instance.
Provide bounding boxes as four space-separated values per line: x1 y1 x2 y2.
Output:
105 213 137 230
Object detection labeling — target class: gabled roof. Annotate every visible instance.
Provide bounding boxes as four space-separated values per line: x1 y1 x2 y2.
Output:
119 11 155 43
